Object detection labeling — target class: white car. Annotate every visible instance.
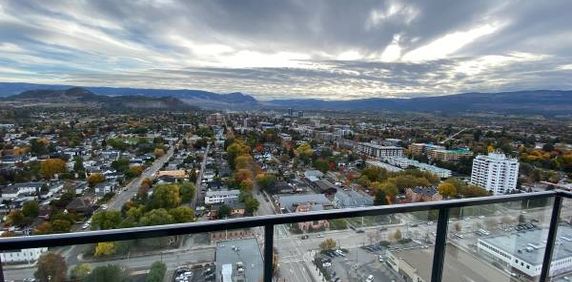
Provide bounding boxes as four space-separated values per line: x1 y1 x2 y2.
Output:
366 274 374 282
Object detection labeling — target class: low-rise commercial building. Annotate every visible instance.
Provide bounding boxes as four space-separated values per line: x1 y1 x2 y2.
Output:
355 142 404 159
477 226 572 278
205 190 241 205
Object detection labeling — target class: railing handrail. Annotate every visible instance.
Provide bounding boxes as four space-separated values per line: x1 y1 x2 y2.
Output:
0 189 564 251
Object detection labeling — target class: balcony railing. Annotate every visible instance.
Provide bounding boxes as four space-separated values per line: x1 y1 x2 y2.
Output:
0 190 570 282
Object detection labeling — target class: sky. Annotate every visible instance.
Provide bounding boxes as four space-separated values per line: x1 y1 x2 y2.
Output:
1 0 571 100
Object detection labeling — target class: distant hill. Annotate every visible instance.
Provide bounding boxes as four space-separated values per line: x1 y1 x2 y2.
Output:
0 83 570 116
2 87 196 111
0 82 258 110
264 90 572 116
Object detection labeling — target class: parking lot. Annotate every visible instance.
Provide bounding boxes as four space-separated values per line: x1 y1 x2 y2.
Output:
316 246 404 282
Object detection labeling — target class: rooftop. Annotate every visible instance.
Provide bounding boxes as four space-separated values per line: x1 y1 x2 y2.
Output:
215 238 263 282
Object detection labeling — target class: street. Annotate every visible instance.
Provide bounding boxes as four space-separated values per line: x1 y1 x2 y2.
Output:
109 146 175 211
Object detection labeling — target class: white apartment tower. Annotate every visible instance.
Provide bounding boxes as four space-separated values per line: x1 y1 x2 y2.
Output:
470 152 519 195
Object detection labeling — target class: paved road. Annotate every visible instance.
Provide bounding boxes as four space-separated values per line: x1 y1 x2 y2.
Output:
192 144 209 209
4 246 215 281
109 146 175 211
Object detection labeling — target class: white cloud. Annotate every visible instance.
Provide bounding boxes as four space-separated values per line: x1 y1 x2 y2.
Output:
402 23 500 62
378 34 402 62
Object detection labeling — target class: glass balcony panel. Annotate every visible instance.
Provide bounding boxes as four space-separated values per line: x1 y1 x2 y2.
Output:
443 197 554 282
549 197 572 281
274 211 437 282
1 227 264 282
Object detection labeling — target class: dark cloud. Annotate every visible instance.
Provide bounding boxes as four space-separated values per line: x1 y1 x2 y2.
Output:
0 0 571 99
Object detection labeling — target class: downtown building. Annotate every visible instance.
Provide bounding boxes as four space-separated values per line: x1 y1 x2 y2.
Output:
470 152 519 195
355 142 404 159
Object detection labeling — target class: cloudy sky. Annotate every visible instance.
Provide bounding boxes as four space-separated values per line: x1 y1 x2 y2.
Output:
1 0 571 100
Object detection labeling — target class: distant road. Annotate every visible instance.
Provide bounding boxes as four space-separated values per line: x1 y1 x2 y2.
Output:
191 144 209 209
3 246 215 281
108 146 175 211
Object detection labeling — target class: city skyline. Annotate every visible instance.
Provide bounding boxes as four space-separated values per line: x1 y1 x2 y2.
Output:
1 1 572 100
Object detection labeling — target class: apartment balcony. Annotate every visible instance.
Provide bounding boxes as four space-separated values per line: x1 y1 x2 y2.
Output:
1 190 571 282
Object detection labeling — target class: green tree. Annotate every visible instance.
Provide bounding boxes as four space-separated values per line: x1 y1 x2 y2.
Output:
244 196 260 213
168 206 195 223
140 209 174 226
22 201 40 218
91 211 122 230
73 156 85 173
50 219 72 233
146 261 167 282
35 252 67 282
374 190 388 205
70 263 92 281
149 184 181 209
179 182 195 202
85 265 129 282
295 143 313 160
218 204 231 219
255 173 277 190
111 159 130 173
94 242 116 257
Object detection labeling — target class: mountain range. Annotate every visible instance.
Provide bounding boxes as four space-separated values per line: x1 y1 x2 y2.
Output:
0 86 195 111
0 82 570 116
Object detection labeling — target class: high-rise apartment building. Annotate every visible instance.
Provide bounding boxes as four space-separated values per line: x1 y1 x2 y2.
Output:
470 152 519 195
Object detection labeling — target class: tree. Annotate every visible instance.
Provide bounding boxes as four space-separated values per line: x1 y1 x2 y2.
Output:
374 190 388 205
234 169 253 184
454 222 462 232
85 265 128 282
50 219 72 233
239 179 254 192
5 210 25 226
73 156 85 173
218 204 231 219
40 158 66 179
543 143 555 152
30 138 49 156
22 201 40 218
295 143 313 160
393 229 402 241
111 159 130 173
70 263 92 281
168 206 195 223
154 148 166 158
140 208 174 226
255 173 276 190
94 242 116 257
319 238 337 251
35 252 67 282
438 182 457 198
91 211 122 230
149 184 181 209
87 173 105 187
126 166 144 178
146 261 167 282
179 182 195 202
244 196 260 213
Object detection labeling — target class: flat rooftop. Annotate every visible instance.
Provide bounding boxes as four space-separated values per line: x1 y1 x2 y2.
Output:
394 243 508 282
479 225 572 265
215 238 263 282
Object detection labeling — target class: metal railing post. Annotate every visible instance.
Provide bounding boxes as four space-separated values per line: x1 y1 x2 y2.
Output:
0 255 4 282
540 195 562 281
264 224 274 282
431 207 450 282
